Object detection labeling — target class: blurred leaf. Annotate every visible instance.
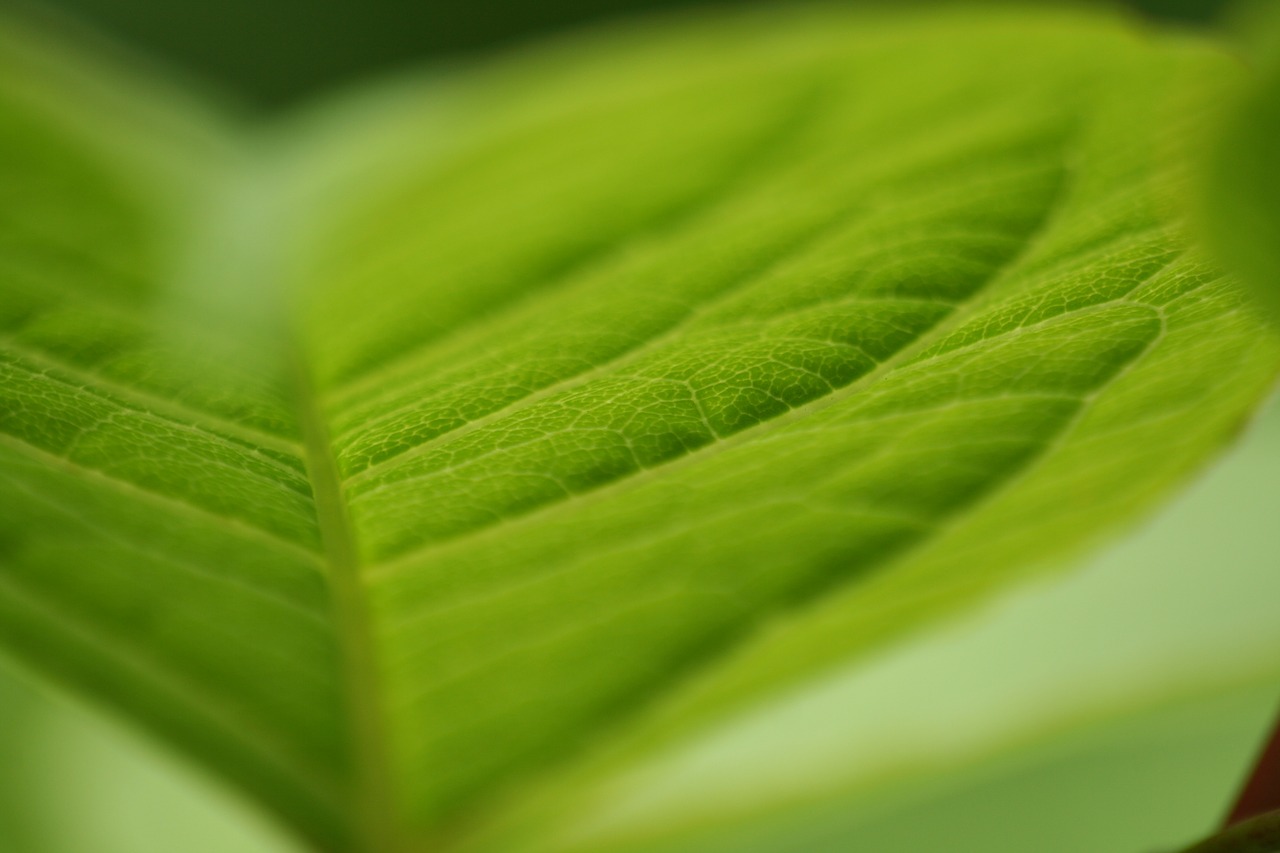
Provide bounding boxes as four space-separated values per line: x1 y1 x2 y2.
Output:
1200 1 1280 324
607 684 1280 853
1 6 1278 852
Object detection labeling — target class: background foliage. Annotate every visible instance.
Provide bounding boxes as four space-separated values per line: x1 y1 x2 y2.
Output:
4 0 1239 108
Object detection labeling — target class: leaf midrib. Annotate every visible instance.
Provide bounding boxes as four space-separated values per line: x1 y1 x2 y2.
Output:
294 348 402 851
168 145 405 850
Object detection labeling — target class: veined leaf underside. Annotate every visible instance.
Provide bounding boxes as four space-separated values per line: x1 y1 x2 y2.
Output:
0 8 1277 852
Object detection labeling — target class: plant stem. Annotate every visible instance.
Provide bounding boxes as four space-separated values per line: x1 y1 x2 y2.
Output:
1177 708 1280 853
1227 712 1280 825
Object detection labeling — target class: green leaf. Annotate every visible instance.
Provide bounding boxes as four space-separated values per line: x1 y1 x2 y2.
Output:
0 7 1277 852
1200 2 1280 324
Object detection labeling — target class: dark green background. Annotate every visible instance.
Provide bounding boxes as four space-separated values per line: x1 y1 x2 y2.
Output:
3 0 1235 109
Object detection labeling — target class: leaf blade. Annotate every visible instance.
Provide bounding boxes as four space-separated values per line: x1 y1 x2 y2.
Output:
1 8 1277 852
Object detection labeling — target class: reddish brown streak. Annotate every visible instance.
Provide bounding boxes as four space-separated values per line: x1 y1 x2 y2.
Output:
1227 709 1280 826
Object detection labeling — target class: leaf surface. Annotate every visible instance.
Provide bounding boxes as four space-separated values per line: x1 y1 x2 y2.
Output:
0 7 1276 851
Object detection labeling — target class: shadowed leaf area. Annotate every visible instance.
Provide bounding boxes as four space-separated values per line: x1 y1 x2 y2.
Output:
1201 1 1280 326
0 6 1277 852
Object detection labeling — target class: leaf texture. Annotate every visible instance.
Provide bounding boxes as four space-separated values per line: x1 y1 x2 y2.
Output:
0 8 1276 852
